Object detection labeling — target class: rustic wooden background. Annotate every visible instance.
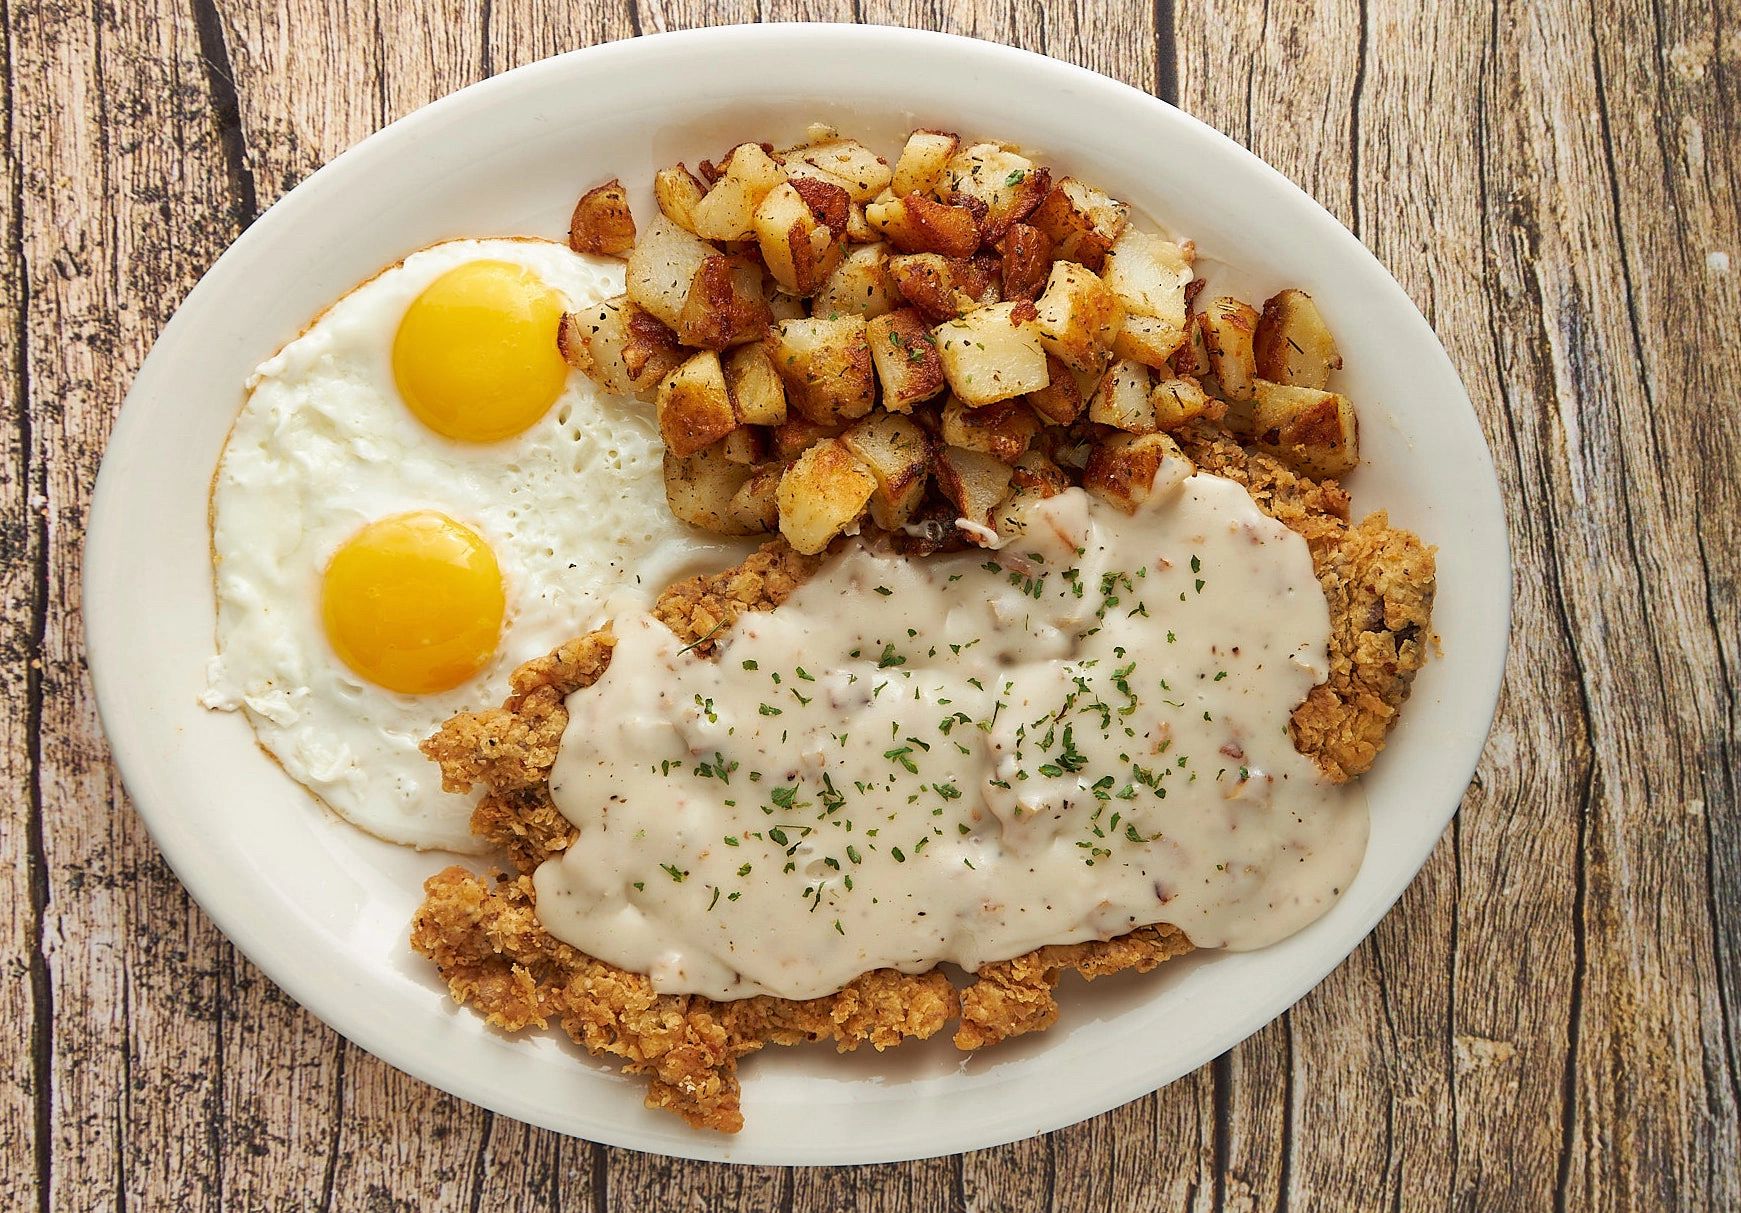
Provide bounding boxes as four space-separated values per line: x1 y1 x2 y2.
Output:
3 0 1736 1208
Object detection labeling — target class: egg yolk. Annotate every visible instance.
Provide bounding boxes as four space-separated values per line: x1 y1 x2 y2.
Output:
392 259 568 442
322 512 505 694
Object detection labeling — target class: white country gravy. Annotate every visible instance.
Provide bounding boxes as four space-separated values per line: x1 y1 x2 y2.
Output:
536 461 1368 1001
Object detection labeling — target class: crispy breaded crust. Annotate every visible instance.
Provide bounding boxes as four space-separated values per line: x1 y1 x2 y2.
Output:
412 435 1435 1129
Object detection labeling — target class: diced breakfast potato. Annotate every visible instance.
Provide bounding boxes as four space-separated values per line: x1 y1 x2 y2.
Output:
845 202 877 244
1149 375 1221 430
1113 314 1187 369
784 139 893 203
1254 289 1342 389
558 297 687 403
938 143 1050 242
691 143 787 241
568 179 636 257
892 129 961 198
1199 296 1260 401
653 165 708 234
1086 357 1156 433
729 464 782 532
777 438 877 554
991 449 1071 536
764 283 808 321
842 411 932 529
887 253 1000 322
1029 177 1130 271
676 255 773 349
754 179 848 296
1024 355 1091 425
934 302 1050 406
1082 431 1190 513
657 350 738 458
769 414 845 461
1238 380 1359 478
1033 261 1124 373
866 308 947 411
812 242 898 319
933 445 1014 541
1102 229 1193 329
765 314 877 423
865 194 982 258
997 224 1053 302
941 397 1040 462
626 214 719 331
720 426 766 465
664 443 759 535
723 344 788 427
1170 312 1211 378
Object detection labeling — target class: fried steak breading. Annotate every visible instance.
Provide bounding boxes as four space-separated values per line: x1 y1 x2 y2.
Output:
413 438 1435 1130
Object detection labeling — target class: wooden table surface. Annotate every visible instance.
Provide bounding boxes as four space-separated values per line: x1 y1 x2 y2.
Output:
3 0 1736 1208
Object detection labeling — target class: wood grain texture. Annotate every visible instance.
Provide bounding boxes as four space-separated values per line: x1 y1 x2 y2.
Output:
2 0 1735 1208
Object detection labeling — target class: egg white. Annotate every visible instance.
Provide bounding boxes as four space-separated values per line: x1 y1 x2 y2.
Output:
204 238 735 852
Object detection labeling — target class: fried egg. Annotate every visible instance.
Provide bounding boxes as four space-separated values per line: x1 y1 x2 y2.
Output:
203 238 728 852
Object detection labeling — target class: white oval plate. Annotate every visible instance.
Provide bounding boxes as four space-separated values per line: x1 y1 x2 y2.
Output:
85 25 1509 1165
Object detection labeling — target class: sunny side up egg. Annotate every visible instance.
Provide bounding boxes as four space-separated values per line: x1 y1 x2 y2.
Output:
203 237 731 853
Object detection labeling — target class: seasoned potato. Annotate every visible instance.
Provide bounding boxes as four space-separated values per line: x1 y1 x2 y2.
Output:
867 307 947 411
845 201 877 244
1024 354 1091 425
729 463 782 532
941 396 1040 462
558 297 685 402
719 426 766 466
938 143 1050 242
569 178 636 256
765 314 877 423
933 445 1015 541
754 179 848 296
676 254 774 349
784 138 893 203
842 411 933 530
657 351 738 458
1029 177 1131 271
1239 380 1359 478
1111 314 1186 368
887 253 1000 322
934 301 1050 406
764 281 808 321
997 223 1053 302
769 414 845 461
892 129 961 198
653 164 708 234
1102 229 1193 327
723 343 788 427
1199 296 1260 401
691 143 788 241
1033 261 1124 373
865 194 982 258
1149 375 1222 430
990 448 1072 536
812 242 898 319
1082 431 1190 513
1170 311 1212 378
664 443 759 535
1086 357 1156 433
626 214 719 331
777 439 877 554
1254 289 1342 389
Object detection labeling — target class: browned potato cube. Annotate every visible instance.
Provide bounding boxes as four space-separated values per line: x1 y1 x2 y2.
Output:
765 315 877 423
867 308 947 411
1241 380 1359 478
657 351 738 458
941 396 1040 462
724 343 788 427
568 178 636 256
933 445 1015 541
754 179 848 296
865 194 982 258
842 411 933 530
812 242 899 320
719 425 766 465
653 164 708 234
676 254 774 349
937 143 1051 242
1199 296 1261 401
777 439 877 554
729 464 782 532
769 414 845 461
1024 355 1092 425
990 449 1071 536
1083 432 1190 513
1086 357 1157 433
557 297 685 402
1149 375 1222 430
664 443 759 535
892 129 960 198
934 302 1050 405
845 201 877 244
998 223 1053 302
1254 289 1343 389
1029 177 1131 271
784 138 893 203
887 253 1001 322
1170 311 1212 378
1102 229 1193 328
691 142 788 241
1033 261 1124 373
1112 314 1187 368
626 214 720 331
